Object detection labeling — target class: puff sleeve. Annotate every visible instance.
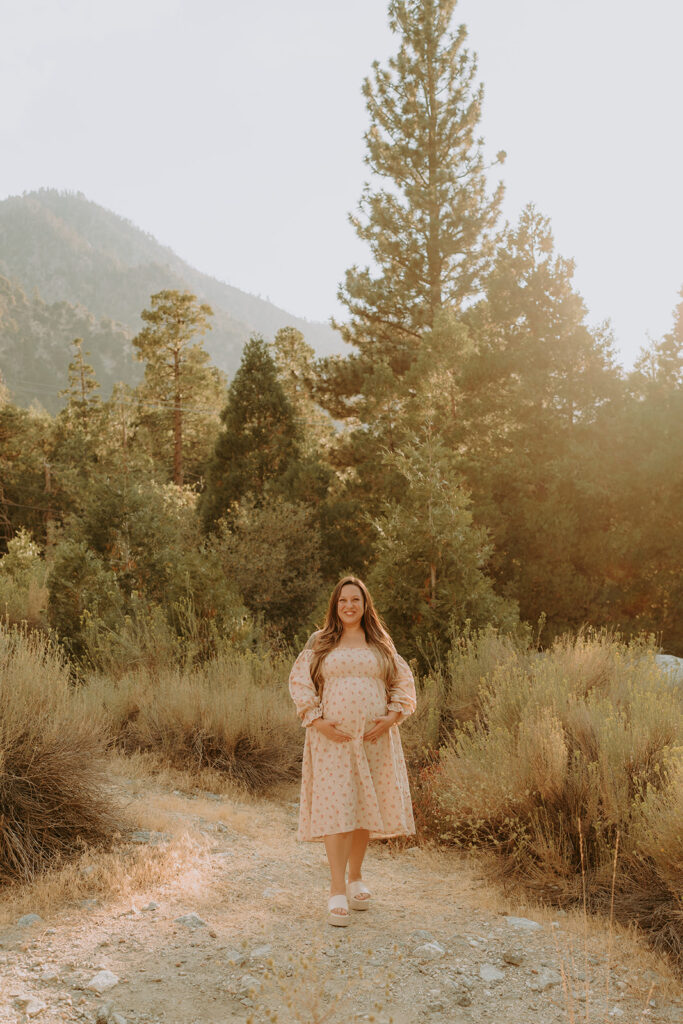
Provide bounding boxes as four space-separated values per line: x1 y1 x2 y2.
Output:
386 653 417 725
288 646 323 728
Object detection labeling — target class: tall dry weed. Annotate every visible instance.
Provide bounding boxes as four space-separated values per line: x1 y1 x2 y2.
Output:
86 649 302 790
0 624 122 882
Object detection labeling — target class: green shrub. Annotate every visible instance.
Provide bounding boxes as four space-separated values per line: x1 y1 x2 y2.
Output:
422 629 683 969
0 528 48 629
0 624 121 882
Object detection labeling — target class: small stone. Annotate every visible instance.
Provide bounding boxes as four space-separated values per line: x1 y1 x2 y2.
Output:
95 1002 113 1023
86 970 120 994
504 916 542 931
141 902 159 912
238 973 261 993
609 1008 624 1018
224 948 247 966
40 968 60 982
456 993 472 1007
427 1000 445 1012
411 941 445 960
17 914 43 928
111 1016 127 1024
527 967 562 992
14 996 47 1017
479 964 505 982
502 949 524 966
250 943 272 959
174 913 206 929
410 930 435 943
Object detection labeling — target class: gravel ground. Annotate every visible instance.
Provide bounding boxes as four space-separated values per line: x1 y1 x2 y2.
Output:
1 769 680 1024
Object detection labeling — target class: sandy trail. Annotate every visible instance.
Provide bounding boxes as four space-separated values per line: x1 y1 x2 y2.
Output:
1 764 680 1024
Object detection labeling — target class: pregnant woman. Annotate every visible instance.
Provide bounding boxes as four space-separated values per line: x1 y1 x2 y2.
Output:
288 575 417 926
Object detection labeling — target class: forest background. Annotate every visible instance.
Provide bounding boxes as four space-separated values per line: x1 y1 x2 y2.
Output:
0 0 682 974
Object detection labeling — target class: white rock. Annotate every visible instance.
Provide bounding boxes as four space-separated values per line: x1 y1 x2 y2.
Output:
16 914 43 928
412 941 446 960
479 964 505 982
239 973 261 992
86 970 120 994
14 996 46 1017
175 913 206 929
504 916 542 931
609 1007 624 1018
141 902 159 912
39 968 60 982
527 967 562 992
224 948 247 966
250 944 272 959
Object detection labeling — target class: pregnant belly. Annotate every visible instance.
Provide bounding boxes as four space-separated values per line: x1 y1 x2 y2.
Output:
322 680 387 737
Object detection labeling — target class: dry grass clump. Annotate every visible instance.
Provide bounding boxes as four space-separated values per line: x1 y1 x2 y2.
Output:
0 624 122 883
421 629 683 971
86 649 303 791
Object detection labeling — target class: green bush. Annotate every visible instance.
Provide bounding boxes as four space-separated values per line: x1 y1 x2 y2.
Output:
0 528 48 629
420 629 683 969
0 624 121 882
47 538 124 656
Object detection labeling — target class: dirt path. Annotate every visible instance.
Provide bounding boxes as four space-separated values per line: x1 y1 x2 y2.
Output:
1 764 680 1024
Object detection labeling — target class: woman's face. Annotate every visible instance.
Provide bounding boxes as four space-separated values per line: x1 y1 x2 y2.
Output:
337 583 365 629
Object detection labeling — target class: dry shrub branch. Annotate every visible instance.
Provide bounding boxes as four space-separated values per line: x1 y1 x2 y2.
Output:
0 624 122 882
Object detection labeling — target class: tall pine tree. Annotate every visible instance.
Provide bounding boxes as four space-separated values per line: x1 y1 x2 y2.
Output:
323 0 504 415
200 336 300 531
132 290 225 486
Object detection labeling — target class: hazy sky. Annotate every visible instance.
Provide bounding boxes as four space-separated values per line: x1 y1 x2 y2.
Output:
2 0 682 368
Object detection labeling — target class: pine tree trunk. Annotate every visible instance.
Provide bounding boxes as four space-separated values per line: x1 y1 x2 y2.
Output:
173 348 183 486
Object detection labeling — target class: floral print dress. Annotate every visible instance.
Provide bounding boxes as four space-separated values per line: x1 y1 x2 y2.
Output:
288 640 417 842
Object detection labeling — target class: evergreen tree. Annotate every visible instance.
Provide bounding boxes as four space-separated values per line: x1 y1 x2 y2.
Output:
368 436 517 659
58 338 101 426
132 290 224 486
200 336 300 531
51 339 104 515
406 205 622 638
324 0 504 414
270 327 334 455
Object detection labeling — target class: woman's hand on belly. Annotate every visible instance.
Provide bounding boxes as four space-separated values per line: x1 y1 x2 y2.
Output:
311 719 353 743
363 711 400 743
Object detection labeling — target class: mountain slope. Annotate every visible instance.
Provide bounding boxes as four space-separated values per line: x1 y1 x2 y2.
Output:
0 189 344 407
0 275 138 413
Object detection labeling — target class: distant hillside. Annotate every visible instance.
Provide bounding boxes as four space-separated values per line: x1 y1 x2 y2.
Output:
0 275 138 413
0 189 344 408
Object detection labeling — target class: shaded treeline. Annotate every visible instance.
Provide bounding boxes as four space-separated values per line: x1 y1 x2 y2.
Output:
1 0 681 657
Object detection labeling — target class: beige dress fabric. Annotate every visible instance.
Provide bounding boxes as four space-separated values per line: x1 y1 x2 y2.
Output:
288 639 417 842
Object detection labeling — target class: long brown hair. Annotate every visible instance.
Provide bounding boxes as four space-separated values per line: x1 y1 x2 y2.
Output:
307 576 397 700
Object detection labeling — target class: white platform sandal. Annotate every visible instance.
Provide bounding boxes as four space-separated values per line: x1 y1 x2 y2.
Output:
328 893 350 926
346 879 372 910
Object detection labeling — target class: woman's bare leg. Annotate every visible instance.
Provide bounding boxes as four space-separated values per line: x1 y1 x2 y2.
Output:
347 828 371 900
323 831 353 916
